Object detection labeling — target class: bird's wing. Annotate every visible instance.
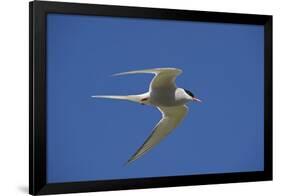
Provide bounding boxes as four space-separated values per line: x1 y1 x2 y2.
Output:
127 105 188 164
113 68 182 89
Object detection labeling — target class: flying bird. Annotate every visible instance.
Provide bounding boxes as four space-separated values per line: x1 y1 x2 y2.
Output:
92 68 201 164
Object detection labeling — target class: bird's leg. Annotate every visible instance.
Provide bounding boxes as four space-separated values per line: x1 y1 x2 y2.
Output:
140 97 149 105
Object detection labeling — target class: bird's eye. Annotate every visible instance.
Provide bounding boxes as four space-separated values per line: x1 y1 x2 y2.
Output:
184 89 194 98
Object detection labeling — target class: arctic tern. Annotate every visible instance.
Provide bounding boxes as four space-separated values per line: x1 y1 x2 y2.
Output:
92 68 201 164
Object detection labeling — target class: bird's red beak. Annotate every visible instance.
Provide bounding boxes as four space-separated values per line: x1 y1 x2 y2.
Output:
193 97 202 103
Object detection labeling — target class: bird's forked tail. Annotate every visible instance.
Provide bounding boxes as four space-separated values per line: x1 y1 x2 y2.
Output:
91 93 149 104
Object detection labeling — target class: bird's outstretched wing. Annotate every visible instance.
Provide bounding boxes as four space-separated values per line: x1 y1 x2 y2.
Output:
113 68 182 90
127 105 188 164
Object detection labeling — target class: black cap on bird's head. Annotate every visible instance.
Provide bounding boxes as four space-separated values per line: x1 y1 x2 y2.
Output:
184 89 194 98
184 89 202 102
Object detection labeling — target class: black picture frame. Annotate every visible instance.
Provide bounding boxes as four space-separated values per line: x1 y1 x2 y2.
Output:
29 1 273 195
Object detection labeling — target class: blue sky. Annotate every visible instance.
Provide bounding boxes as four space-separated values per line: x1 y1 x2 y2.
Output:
46 13 264 183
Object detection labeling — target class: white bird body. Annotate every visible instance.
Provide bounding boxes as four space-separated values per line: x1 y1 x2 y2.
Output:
92 68 201 164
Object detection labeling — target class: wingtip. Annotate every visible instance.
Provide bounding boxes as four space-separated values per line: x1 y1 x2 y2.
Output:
124 156 137 166
123 160 131 166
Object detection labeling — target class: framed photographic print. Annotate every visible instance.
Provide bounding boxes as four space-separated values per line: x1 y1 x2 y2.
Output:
29 1 272 195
